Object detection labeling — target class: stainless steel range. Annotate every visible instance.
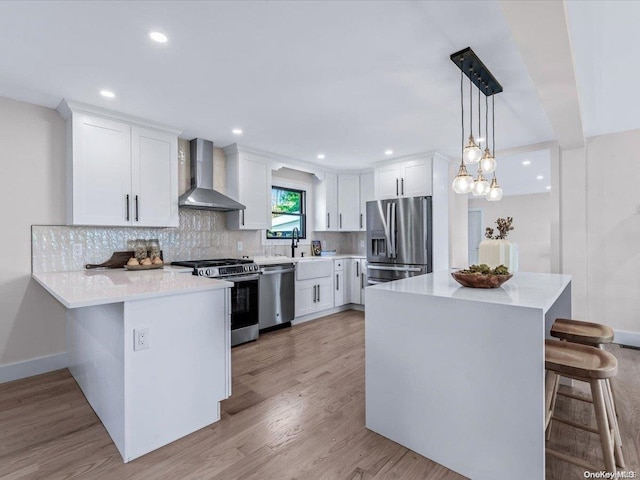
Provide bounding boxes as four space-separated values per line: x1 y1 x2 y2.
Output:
171 258 260 346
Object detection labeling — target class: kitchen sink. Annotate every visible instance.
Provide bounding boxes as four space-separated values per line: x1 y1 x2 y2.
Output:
296 258 332 280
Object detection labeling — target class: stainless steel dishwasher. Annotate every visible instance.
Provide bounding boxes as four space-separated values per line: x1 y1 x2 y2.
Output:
259 263 295 331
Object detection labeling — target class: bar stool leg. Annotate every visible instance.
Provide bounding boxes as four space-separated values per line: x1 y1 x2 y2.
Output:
591 379 616 473
546 373 560 440
602 380 625 468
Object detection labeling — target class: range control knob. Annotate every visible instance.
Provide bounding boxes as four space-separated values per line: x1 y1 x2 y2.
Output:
205 268 211 276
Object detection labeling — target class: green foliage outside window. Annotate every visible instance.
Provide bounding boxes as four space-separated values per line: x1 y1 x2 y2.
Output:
267 186 306 239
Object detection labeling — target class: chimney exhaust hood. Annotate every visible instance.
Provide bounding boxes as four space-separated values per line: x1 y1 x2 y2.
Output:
178 138 246 211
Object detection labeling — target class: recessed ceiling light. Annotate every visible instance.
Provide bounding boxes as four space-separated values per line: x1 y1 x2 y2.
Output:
522 160 531 166
536 175 544 180
546 186 551 190
100 90 115 98
385 150 393 155
317 154 325 160
232 128 243 135
149 31 168 43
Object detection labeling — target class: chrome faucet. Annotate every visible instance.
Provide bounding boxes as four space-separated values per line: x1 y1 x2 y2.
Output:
291 227 300 258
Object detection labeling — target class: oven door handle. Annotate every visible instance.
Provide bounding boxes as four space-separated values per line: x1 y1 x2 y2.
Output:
225 274 260 283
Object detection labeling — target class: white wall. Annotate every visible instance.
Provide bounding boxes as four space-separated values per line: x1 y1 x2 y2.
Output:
0 97 67 372
469 193 552 273
584 129 640 340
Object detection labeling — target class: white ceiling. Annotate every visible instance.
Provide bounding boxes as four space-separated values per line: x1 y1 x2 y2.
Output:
0 0 554 171
490 149 550 196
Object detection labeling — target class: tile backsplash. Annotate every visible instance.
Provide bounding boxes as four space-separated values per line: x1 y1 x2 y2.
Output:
32 210 366 273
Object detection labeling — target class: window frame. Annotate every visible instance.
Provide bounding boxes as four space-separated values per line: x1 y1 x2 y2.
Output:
266 185 307 240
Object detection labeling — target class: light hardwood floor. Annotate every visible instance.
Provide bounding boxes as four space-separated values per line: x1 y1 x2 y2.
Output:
0 310 637 479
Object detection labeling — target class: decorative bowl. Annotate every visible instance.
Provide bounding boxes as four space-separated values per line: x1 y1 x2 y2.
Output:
451 271 513 289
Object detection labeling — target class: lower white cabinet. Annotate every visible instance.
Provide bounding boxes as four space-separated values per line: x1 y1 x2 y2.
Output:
334 259 345 307
295 277 333 317
347 258 367 305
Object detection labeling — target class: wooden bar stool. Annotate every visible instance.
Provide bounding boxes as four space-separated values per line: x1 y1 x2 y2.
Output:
549 318 619 435
545 339 625 472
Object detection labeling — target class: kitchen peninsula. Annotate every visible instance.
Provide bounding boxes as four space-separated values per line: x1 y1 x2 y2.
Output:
365 271 571 480
33 268 232 462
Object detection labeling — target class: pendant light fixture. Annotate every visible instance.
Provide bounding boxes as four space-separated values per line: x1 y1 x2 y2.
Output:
452 69 474 194
480 88 496 174
450 47 503 200
462 80 482 165
486 94 503 201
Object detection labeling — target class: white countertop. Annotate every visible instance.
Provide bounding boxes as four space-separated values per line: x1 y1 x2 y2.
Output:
33 267 232 309
369 270 572 311
252 254 365 265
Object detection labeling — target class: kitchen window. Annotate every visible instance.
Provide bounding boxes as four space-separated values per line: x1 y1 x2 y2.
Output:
267 186 306 239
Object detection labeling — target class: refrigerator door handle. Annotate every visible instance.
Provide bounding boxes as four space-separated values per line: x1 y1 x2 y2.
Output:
368 265 423 272
391 202 397 258
385 202 392 259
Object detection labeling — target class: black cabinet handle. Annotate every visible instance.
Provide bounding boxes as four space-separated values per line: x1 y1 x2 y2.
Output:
135 195 139 222
339 214 342 229
360 213 363 229
336 274 339 291
241 209 245 226
125 194 130 221
396 178 399 196
401 178 404 196
327 213 330 229
356 261 359 277
317 284 320 302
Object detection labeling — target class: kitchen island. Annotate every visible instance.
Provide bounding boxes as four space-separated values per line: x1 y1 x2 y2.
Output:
33 268 232 463
365 271 571 480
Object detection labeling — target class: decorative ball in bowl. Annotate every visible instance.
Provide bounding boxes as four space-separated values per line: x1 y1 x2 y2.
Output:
451 264 513 289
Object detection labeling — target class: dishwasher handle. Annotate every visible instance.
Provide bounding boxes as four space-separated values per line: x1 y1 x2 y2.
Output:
260 266 295 275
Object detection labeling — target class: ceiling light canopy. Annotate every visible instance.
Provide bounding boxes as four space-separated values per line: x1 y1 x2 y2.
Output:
451 47 503 201
100 90 115 98
149 31 168 43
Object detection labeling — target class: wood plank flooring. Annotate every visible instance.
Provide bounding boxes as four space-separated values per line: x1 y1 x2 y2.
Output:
0 310 637 479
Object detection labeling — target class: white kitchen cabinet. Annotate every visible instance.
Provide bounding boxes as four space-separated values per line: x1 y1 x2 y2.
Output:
334 259 345 307
57 100 180 227
374 157 433 200
359 172 375 231
337 174 360 231
314 172 338 231
131 126 179 227
225 145 272 230
295 277 333 317
347 258 367 305
359 258 367 305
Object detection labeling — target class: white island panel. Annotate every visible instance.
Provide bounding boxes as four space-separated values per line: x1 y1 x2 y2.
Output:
365 271 571 480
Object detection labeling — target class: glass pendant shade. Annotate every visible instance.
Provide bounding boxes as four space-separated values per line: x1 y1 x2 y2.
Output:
452 163 474 194
486 177 503 201
472 172 490 196
463 135 482 164
480 148 496 174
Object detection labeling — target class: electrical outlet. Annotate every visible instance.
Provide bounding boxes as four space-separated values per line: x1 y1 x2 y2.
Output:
237 241 243 251
72 243 83 257
134 328 150 351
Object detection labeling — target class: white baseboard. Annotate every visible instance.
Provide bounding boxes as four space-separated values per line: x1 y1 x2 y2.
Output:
0 352 68 384
614 329 640 348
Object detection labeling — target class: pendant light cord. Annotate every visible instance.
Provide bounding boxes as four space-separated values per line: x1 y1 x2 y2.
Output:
492 94 496 179
478 83 481 144
469 77 473 136
460 69 464 163
485 88 489 143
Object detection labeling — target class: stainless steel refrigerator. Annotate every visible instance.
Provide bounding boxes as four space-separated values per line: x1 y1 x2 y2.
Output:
366 196 432 284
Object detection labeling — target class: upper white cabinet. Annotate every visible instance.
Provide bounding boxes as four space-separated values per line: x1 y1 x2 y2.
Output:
224 145 272 230
337 174 360 231
314 172 338 231
58 100 180 227
374 157 432 200
359 172 375 231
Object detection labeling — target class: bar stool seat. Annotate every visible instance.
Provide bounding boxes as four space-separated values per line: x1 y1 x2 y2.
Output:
545 339 624 473
551 318 614 346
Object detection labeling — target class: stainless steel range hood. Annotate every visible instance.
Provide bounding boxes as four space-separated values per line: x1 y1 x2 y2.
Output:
178 138 246 211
